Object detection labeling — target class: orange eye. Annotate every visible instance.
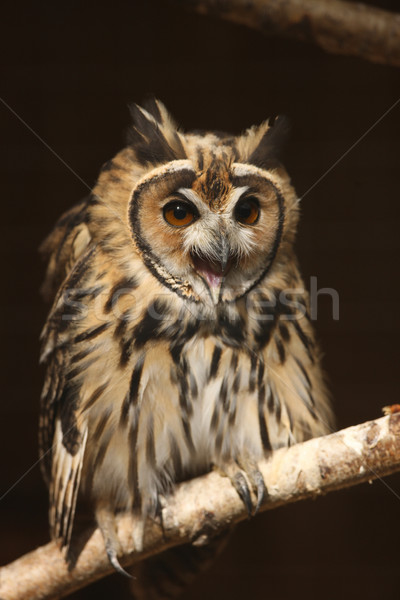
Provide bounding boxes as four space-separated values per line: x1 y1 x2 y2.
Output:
163 201 197 227
235 197 260 225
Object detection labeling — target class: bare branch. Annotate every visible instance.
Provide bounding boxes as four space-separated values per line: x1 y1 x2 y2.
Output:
2 413 400 599
176 0 400 68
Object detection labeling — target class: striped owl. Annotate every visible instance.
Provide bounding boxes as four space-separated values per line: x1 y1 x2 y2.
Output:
39 99 333 585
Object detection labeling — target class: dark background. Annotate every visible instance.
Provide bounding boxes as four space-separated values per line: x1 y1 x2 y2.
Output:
1 1 400 598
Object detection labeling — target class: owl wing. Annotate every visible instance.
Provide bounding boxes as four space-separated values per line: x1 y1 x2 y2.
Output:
39 199 93 549
40 198 91 302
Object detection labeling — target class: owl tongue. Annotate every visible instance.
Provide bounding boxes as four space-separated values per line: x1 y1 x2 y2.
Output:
192 255 225 289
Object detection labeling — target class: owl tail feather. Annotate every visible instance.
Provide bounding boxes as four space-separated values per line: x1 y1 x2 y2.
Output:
50 425 88 554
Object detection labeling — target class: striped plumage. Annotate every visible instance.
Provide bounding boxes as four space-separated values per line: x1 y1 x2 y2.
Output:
39 100 333 584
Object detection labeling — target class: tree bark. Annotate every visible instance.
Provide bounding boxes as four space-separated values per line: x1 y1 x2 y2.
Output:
2 412 400 599
176 0 400 68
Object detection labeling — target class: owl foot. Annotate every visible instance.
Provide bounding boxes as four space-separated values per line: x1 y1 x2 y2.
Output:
237 457 267 515
96 507 133 578
153 493 168 541
217 459 266 517
231 470 253 517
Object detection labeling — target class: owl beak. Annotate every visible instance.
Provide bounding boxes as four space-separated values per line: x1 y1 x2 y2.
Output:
191 235 232 298
220 236 230 274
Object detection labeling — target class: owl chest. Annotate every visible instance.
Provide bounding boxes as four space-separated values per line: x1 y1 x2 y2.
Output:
83 308 271 503
136 337 263 482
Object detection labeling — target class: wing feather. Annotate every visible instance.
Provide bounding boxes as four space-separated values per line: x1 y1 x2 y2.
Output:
49 421 88 550
39 199 94 549
40 199 91 302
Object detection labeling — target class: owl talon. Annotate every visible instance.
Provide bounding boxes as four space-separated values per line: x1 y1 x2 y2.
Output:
96 506 132 577
235 457 267 515
154 494 168 540
251 469 266 514
106 543 133 579
232 471 253 517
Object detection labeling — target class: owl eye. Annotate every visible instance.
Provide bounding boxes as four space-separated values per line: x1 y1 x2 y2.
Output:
163 201 198 227
235 197 260 225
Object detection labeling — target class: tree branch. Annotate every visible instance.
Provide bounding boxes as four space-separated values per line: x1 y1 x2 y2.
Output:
175 0 400 68
2 413 400 599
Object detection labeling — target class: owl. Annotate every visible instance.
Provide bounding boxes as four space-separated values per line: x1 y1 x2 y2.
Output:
39 99 333 589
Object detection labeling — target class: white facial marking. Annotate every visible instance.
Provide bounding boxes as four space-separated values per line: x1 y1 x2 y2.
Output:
176 188 204 213
223 186 249 214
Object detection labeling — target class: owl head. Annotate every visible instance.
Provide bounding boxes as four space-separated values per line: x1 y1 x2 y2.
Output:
126 99 298 306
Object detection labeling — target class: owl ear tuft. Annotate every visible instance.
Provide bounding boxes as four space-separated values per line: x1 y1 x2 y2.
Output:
127 100 186 166
141 96 163 123
243 115 290 170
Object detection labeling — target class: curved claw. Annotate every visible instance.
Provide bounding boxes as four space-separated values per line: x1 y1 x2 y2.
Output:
97 506 134 578
232 471 253 517
106 542 133 578
153 493 167 539
215 461 266 518
251 469 266 514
